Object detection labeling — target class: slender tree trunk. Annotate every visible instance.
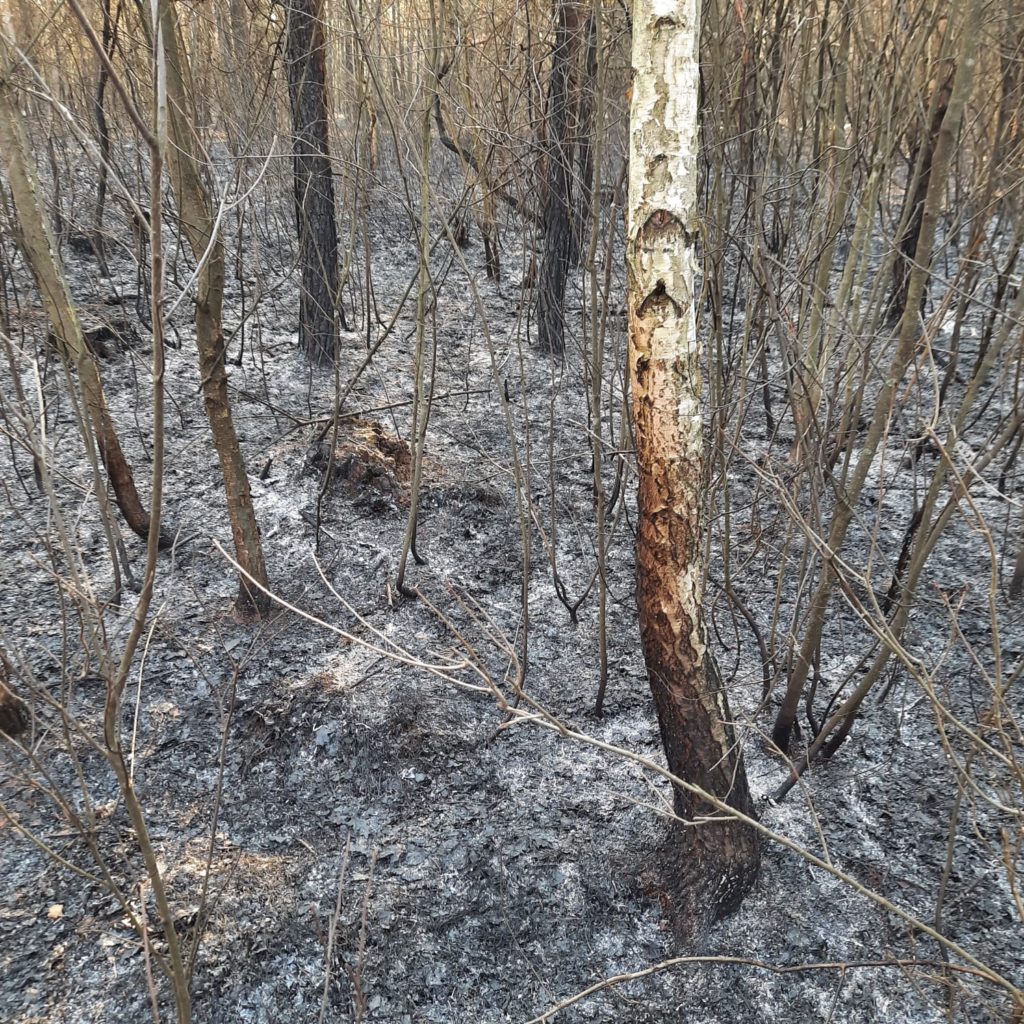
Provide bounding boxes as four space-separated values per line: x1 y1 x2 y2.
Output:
575 5 597 246
215 0 251 153
771 0 983 752
536 0 583 354
91 0 116 269
285 0 346 364
0 63 162 547
395 0 439 595
888 60 955 320
160 0 271 616
627 0 759 919
1011 540 1024 602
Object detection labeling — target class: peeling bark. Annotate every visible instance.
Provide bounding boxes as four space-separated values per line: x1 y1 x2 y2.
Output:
627 0 759 920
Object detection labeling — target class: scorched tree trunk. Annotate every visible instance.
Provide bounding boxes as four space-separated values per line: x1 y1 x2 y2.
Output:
285 0 346 364
626 0 760 920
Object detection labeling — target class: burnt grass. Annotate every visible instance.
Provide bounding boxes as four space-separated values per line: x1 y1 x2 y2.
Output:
1 171 1023 1024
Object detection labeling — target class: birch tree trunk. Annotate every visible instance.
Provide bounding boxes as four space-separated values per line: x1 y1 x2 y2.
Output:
627 0 760 919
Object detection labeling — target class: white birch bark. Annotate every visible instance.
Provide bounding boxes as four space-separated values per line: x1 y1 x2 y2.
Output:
626 0 760 919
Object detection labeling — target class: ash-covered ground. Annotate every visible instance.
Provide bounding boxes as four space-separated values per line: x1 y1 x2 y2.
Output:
1 170 1022 1024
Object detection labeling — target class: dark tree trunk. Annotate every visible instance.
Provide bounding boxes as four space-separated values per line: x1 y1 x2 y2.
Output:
0 682 26 737
0 650 26 738
536 0 583 354
1011 541 1024 601
889 63 954 320
285 0 346 364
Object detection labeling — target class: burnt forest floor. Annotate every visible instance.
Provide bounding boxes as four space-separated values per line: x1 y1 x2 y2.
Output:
1 170 1023 1024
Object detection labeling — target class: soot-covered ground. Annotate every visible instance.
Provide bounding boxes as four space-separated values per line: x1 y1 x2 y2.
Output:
1 169 1022 1024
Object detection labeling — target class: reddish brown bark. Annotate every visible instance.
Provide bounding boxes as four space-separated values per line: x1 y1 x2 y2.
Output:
0 649 27 738
631 294 761 918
